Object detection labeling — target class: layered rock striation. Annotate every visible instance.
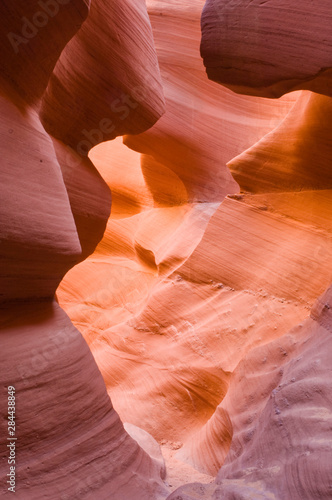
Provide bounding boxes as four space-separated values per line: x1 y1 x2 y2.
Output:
166 0 332 498
0 1 168 499
201 0 332 97
58 1 332 498
1 0 332 499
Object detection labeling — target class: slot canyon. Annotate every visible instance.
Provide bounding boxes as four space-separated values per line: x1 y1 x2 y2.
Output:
0 0 331 499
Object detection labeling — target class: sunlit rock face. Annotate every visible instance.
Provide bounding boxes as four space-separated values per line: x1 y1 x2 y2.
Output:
167 310 332 500
2 0 331 499
166 0 332 499
201 0 332 98
58 1 331 497
228 92 332 193
0 1 168 499
57 1 305 459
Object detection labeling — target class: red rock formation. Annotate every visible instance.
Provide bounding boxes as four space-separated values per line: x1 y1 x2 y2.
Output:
2 0 331 498
0 1 168 499
228 91 332 193
167 306 332 499
40 0 165 151
125 0 297 203
0 96 81 301
201 0 332 97
58 4 332 498
166 0 332 498
52 139 112 262
1 303 167 500
0 0 89 105
57 2 302 456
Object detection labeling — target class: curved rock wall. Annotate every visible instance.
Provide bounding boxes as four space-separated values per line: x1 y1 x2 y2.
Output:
57 1 304 454
0 1 168 499
1 0 331 498
58 2 332 498
201 0 332 97
167 0 332 498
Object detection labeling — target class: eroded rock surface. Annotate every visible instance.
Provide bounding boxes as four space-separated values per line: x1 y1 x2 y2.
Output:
58 2 332 499
1 0 332 498
201 0 332 97
0 1 168 499
166 0 332 498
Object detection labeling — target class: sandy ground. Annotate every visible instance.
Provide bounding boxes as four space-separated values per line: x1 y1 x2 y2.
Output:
161 442 215 493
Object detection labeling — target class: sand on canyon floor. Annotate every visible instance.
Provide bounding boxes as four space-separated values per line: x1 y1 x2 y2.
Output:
161 441 215 493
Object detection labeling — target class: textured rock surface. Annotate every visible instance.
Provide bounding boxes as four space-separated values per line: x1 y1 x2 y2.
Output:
57 2 302 457
0 0 168 499
1 0 332 498
0 303 167 500
52 139 112 262
58 1 332 498
0 95 81 301
40 0 165 152
164 0 332 498
228 92 332 193
125 0 297 203
0 0 89 105
201 0 332 97
167 309 332 499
